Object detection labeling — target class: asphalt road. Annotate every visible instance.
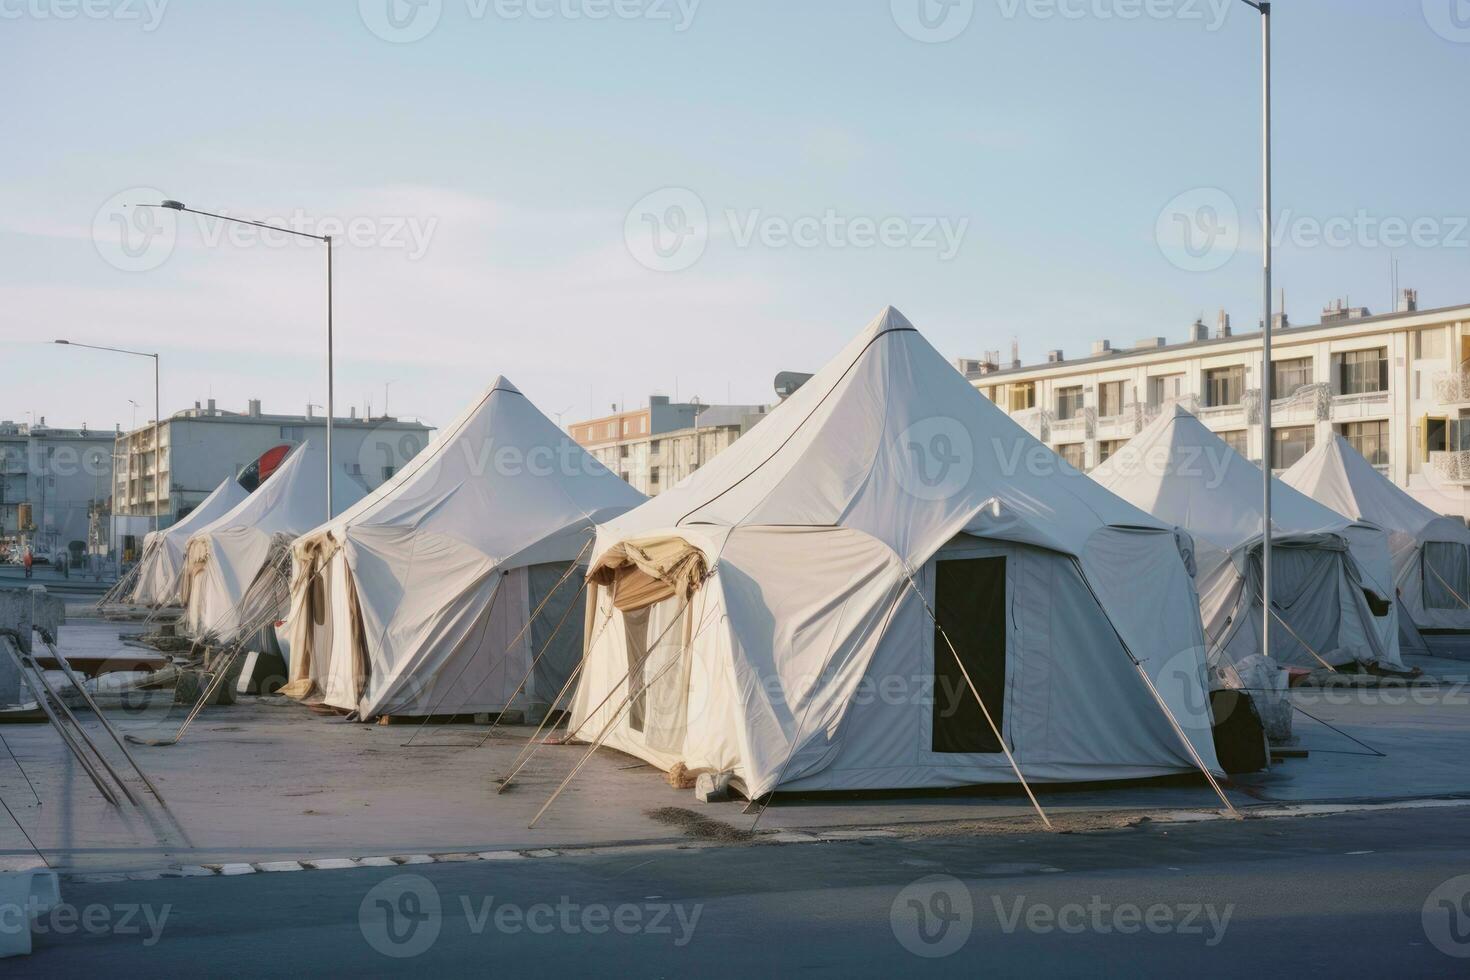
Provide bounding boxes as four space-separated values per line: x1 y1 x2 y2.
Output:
9 806 1470 977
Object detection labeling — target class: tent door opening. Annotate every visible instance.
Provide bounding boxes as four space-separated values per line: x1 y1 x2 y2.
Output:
932 556 1007 754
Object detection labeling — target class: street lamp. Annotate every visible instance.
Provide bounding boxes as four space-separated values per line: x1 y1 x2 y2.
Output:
55 340 161 537
1238 0 1273 658
141 199 336 521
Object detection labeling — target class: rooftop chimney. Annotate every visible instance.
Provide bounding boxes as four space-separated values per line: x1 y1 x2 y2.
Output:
207 398 217 414
1216 309 1232 339
1134 337 1167 350
248 399 261 417
1189 318 1208 342
350 406 358 420
1092 339 1113 356
1399 288 1419 313
1046 349 1064 363
1009 339 1021 370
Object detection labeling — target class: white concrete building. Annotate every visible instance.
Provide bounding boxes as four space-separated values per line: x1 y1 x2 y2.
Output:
960 295 1470 519
571 396 770 496
0 419 115 562
113 398 433 533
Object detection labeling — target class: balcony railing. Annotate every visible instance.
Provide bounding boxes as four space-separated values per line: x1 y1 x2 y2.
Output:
1434 372 1470 405
1050 415 1087 440
1331 389 1390 421
1431 450 1470 485
1012 408 1048 442
1272 383 1331 424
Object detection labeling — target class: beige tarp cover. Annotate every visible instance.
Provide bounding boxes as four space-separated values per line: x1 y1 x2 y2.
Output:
589 536 708 612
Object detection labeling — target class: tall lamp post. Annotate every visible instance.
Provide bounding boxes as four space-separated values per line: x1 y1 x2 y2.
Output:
1239 0 1273 658
140 200 336 521
55 341 161 538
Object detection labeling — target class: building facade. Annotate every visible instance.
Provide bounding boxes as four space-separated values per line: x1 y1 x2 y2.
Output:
0 419 115 561
960 296 1470 518
113 398 433 527
571 396 769 496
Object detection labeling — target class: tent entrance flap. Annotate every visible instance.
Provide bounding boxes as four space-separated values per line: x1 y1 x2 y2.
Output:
932 556 1007 754
589 536 708 613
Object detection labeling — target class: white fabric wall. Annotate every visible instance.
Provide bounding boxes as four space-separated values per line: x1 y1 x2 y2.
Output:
573 528 1219 796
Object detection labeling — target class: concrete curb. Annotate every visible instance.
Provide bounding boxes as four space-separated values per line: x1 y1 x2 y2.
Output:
60 795 1470 884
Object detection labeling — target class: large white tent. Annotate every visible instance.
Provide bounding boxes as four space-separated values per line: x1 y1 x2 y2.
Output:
1283 434 1470 635
180 442 366 641
131 477 250 606
1091 407 1403 674
282 378 646 719
568 308 1222 800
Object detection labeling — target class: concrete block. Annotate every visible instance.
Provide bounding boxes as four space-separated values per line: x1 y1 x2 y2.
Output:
0 588 65 653
0 870 61 959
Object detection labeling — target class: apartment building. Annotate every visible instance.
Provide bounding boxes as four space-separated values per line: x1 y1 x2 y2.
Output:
113 398 432 526
0 419 115 559
571 396 769 496
959 293 1470 518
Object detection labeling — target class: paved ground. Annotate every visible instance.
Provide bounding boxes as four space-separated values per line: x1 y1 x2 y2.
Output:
1 618 1468 877
8 806 1470 976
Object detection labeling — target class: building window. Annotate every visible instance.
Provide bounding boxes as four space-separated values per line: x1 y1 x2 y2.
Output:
1271 357 1313 400
1056 386 1084 421
1098 439 1125 464
1007 383 1036 412
1342 420 1389 468
1219 430 1249 457
1270 426 1315 470
1057 443 1085 470
1339 348 1388 395
649 466 660 487
1098 381 1129 418
1204 366 1245 408
280 426 304 441
1415 328 1448 362
649 439 661 455
1148 374 1185 408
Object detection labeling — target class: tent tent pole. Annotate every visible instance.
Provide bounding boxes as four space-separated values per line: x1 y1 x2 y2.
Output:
496 579 622 792
1072 561 1241 819
897 567 1053 832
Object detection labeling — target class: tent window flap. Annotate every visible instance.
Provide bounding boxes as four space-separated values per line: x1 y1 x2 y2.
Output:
932 557 1007 754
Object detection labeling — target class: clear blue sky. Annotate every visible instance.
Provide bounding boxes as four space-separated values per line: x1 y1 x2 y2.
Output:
5 0 1467 433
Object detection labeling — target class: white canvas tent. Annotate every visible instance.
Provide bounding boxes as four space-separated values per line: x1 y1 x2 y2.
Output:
568 308 1222 800
180 441 367 641
1091 408 1403 674
130 477 250 607
282 378 646 719
1283 434 1470 635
